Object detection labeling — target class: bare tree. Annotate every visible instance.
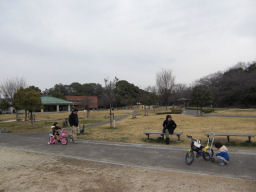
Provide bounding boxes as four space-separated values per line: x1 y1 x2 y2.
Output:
0 78 26 101
85 96 90 119
172 83 187 101
0 78 26 120
104 77 118 128
144 86 157 94
156 69 175 110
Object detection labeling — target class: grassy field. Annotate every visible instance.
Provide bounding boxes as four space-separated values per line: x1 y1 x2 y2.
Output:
80 110 256 148
212 108 256 116
0 109 132 121
1 108 256 148
0 109 132 133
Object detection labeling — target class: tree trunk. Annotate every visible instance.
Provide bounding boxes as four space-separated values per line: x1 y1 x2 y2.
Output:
30 111 34 125
16 110 19 122
110 104 113 128
144 106 148 116
25 110 27 121
87 109 90 119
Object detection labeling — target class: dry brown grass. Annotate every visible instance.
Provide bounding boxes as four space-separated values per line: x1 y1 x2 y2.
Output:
213 108 256 116
0 109 132 122
0 109 133 133
0 114 16 121
1 109 256 148
80 110 256 148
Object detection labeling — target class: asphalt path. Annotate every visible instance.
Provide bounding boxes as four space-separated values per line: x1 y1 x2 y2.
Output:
0 133 256 181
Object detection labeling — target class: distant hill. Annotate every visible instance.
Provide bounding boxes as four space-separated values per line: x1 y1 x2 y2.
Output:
195 61 256 107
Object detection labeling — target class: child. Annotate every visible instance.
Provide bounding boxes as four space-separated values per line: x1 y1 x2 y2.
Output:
215 142 230 166
51 122 61 139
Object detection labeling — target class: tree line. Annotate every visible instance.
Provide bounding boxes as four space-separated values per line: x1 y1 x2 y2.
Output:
1 60 256 117
191 61 256 108
43 78 158 108
34 60 256 109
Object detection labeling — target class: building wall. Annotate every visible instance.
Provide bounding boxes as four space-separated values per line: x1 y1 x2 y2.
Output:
43 105 57 112
65 96 98 109
42 105 70 112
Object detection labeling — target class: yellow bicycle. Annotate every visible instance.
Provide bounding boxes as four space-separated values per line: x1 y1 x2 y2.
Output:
185 135 214 165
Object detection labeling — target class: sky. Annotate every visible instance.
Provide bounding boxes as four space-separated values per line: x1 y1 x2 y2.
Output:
0 0 255 90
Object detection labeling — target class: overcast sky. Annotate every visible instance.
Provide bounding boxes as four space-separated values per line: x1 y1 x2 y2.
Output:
0 0 255 90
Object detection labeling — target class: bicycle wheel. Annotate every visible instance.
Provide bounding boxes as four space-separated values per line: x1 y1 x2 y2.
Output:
61 138 68 145
185 151 194 165
203 151 210 161
68 135 75 143
48 136 55 144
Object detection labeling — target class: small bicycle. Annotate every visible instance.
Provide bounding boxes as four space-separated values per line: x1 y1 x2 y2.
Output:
48 129 75 145
185 135 215 165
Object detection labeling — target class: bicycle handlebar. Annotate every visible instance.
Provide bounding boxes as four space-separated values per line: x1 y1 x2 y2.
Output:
187 135 198 142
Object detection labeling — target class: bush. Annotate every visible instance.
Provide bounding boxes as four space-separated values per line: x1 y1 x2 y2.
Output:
202 108 215 113
171 108 183 114
155 108 183 115
185 107 199 110
185 107 214 113
156 111 172 115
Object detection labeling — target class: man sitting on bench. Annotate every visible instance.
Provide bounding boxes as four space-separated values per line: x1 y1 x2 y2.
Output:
162 115 177 144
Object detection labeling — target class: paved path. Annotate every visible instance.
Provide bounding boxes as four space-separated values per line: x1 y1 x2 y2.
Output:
0 133 256 181
184 109 256 118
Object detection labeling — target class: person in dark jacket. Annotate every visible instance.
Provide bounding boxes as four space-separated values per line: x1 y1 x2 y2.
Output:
69 108 79 141
162 115 177 144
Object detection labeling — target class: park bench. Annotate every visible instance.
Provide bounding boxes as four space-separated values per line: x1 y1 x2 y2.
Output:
144 132 183 142
205 132 255 143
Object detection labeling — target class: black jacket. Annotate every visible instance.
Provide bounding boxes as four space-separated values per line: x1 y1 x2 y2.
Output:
69 112 79 127
52 126 61 135
163 119 177 134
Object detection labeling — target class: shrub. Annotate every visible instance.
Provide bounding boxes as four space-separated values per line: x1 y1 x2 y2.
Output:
156 111 172 115
202 108 215 113
155 108 183 115
185 107 200 110
185 107 214 113
171 108 183 114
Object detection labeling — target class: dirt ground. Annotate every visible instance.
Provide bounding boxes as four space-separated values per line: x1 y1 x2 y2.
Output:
0 147 255 192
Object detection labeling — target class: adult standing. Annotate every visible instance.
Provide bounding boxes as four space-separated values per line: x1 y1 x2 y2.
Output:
162 115 177 144
69 108 79 142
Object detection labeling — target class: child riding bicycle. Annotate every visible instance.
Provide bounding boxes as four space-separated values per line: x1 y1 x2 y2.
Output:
51 122 61 139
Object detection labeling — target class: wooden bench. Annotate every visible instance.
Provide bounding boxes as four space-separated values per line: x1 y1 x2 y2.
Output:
206 132 255 143
144 132 183 142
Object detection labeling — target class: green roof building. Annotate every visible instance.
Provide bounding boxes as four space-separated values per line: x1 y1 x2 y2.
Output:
41 96 73 112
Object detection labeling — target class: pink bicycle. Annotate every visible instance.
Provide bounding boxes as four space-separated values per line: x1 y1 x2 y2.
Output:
48 129 73 145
